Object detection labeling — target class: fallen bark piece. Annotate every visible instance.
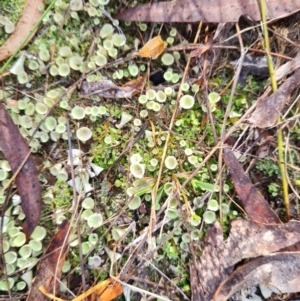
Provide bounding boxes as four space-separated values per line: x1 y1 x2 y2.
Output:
248 69 300 128
223 219 300 266
114 0 300 23
190 222 230 301
0 104 42 238
192 219 300 300
212 252 300 301
223 147 281 224
0 0 45 61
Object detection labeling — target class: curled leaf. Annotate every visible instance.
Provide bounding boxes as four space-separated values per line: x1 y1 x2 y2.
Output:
122 73 148 96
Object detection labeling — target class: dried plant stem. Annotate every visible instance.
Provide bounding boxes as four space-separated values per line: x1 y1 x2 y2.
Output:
259 0 290 219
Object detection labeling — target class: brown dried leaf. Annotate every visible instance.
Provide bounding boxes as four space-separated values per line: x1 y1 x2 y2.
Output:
133 36 165 59
114 0 300 23
28 220 69 301
213 252 300 301
81 79 134 98
248 69 300 128
223 147 281 224
0 0 45 61
192 219 300 301
0 104 42 238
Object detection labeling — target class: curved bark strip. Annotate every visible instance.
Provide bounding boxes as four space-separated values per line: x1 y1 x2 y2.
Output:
192 219 300 301
0 0 45 61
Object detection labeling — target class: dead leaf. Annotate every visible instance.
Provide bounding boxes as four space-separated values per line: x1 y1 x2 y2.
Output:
0 103 42 238
213 252 300 301
81 79 134 98
248 68 300 128
133 35 165 59
28 220 69 301
223 147 281 224
0 0 45 61
114 0 300 23
191 219 300 301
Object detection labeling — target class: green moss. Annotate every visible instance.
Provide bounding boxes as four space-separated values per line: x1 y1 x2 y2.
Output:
255 158 279 177
52 179 72 209
162 241 179 260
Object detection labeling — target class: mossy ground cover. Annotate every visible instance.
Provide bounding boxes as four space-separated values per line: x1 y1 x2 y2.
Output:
0 0 300 300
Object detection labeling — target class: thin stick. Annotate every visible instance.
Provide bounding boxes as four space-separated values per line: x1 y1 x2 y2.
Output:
66 120 87 297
